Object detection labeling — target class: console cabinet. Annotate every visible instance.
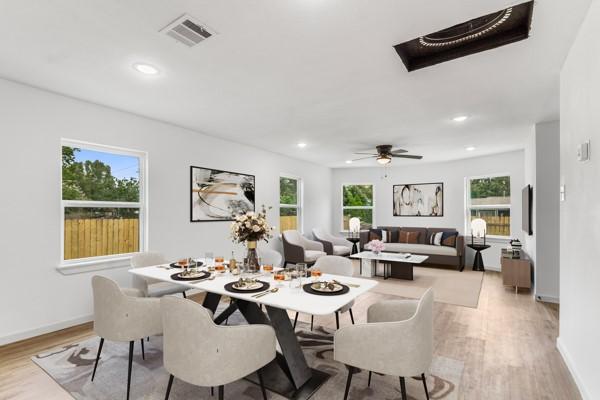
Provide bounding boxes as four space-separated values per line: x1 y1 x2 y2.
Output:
501 253 532 293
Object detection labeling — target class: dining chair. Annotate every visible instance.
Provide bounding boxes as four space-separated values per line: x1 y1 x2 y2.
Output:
257 247 283 268
333 288 434 400
292 255 355 331
130 252 188 298
282 230 326 267
312 228 353 256
161 296 276 400
91 276 162 400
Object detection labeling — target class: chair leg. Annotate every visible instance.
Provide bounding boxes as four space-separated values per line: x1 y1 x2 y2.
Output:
211 387 214 396
283 261 288 268
343 366 354 400
218 385 224 400
164 374 174 400
367 371 372 387
422 373 430 400
127 341 134 400
182 291 187 298
293 312 299 330
349 308 355 325
335 311 340 330
399 377 407 400
257 369 268 400
140 338 145 360
91 337 104 381
310 315 314 331
146 336 150 342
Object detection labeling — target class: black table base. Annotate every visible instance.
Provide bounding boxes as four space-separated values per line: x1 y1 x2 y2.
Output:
373 260 414 280
467 244 490 272
205 293 331 400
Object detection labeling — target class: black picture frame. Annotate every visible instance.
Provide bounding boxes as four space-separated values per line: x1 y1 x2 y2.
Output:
190 166 255 222
393 182 444 217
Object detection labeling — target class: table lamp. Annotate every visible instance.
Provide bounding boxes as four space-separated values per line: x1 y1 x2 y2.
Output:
471 218 487 245
349 217 361 238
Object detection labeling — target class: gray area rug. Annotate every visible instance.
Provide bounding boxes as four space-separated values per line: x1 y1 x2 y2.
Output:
33 306 463 399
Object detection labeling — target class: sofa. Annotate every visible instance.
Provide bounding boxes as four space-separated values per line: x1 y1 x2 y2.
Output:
360 226 465 271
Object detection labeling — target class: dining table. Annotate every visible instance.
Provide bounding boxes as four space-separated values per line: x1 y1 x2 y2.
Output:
129 262 378 400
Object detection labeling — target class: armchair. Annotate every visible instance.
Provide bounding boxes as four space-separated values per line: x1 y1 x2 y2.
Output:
130 252 188 298
312 228 353 256
334 288 434 400
281 230 326 267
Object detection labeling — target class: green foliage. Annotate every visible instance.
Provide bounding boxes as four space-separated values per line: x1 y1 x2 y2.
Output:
343 209 373 229
280 177 298 205
343 185 373 207
62 146 140 203
470 176 510 199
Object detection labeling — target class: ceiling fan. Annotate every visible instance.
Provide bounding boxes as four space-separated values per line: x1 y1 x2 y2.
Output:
352 145 423 164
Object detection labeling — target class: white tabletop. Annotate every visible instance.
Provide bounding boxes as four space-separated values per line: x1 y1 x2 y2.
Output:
129 265 378 316
350 251 429 264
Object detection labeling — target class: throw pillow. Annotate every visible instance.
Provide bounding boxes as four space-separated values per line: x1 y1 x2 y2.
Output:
369 229 382 241
406 231 420 244
441 231 458 247
399 230 409 243
429 231 444 246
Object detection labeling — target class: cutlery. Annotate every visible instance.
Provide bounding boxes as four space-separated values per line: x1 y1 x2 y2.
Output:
332 280 360 288
253 288 279 298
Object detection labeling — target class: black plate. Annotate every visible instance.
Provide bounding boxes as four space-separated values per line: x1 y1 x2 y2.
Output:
224 280 270 294
170 261 204 269
170 271 211 281
303 283 350 296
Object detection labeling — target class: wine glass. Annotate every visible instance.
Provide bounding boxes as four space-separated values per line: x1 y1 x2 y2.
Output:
296 263 307 286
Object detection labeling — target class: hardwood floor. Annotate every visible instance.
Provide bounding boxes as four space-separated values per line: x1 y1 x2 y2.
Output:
0 272 581 400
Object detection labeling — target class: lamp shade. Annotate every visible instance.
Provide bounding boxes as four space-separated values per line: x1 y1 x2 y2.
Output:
471 218 487 237
349 217 361 233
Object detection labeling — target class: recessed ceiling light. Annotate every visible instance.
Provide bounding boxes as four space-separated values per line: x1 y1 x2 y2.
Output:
345 160 353 164
465 146 476 151
453 115 469 122
297 142 307 148
133 63 159 75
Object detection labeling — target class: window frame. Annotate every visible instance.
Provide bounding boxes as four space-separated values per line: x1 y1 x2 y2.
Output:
465 173 511 239
279 174 303 233
58 139 148 272
340 183 375 232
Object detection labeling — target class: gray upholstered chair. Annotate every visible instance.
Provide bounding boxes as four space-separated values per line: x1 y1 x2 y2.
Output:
312 228 353 256
334 288 434 400
293 255 355 331
130 252 188 298
282 230 326 267
257 247 283 268
91 276 162 400
161 296 276 400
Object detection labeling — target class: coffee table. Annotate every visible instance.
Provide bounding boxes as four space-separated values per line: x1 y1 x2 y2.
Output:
350 251 429 280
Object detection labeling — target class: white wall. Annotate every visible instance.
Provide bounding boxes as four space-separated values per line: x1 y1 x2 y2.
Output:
0 78 332 344
558 1 600 398
332 151 526 269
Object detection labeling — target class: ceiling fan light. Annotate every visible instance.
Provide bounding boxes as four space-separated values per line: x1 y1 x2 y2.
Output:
377 155 391 165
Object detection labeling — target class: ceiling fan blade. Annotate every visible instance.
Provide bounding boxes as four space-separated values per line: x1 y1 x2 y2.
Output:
353 152 378 156
390 149 408 154
391 154 423 159
351 155 377 161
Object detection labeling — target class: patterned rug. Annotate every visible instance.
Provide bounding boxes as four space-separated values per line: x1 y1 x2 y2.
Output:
32 307 463 400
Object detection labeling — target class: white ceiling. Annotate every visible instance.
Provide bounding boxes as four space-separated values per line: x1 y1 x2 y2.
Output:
0 0 591 167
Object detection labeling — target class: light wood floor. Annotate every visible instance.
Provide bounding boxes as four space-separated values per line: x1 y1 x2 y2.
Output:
0 272 581 400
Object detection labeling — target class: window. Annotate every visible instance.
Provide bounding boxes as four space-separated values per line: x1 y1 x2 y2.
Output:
279 176 302 232
466 175 511 237
61 141 146 264
342 184 374 230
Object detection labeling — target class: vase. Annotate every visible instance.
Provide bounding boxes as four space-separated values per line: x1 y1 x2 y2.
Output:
246 240 259 273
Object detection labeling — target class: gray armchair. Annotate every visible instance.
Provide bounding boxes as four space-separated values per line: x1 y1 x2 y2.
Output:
282 230 326 267
257 247 283 268
312 228 353 256
334 288 434 400
91 276 163 400
130 252 188 298
161 296 276 400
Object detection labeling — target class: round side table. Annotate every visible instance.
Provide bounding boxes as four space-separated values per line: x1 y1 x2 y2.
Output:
347 237 360 254
467 244 490 271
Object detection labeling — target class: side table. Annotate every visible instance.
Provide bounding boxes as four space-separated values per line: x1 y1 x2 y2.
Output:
467 243 490 271
347 237 360 255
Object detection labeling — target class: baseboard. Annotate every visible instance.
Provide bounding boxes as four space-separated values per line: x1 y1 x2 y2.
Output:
484 266 501 272
535 293 560 303
0 314 93 346
556 337 590 400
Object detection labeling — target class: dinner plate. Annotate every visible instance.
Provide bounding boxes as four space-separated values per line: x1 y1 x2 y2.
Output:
302 282 350 296
170 271 211 281
224 280 269 294
169 261 204 269
311 281 344 293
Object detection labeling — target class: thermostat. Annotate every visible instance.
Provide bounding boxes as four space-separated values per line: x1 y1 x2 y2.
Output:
577 141 590 161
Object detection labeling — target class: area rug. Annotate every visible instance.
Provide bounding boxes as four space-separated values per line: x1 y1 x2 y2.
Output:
32 308 463 399
350 260 483 308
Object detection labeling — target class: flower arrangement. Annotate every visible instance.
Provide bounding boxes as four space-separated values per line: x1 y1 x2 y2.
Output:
365 239 385 254
230 205 275 245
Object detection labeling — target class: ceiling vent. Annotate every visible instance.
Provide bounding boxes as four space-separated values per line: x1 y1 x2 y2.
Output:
160 14 216 47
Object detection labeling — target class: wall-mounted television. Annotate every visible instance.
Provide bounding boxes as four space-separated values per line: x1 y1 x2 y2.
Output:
522 185 533 235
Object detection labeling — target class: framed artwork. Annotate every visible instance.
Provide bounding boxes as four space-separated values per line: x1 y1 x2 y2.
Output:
190 166 255 222
393 182 444 216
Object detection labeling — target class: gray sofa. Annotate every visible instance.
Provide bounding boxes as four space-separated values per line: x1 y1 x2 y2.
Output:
360 226 465 271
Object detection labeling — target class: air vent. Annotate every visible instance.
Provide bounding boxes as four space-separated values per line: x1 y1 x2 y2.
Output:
160 14 216 47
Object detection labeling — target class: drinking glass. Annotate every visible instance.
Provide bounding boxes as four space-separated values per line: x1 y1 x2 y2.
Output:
288 266 301 290
311 268 322 282
263 264 274 274
296 263 307 285
205 252 214 271
274 271 286 287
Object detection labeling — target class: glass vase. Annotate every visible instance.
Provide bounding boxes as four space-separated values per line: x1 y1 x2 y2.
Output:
246 240 259 273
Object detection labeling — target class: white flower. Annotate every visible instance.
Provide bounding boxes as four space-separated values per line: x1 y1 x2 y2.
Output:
252 225 261 232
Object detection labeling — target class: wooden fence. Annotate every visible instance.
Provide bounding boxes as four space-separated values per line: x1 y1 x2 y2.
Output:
280 215 298 232
64 218 139 260
480 216 510 236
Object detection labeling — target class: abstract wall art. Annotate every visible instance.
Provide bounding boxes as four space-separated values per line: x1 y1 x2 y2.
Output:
393 182 444 216
190 166 255 222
